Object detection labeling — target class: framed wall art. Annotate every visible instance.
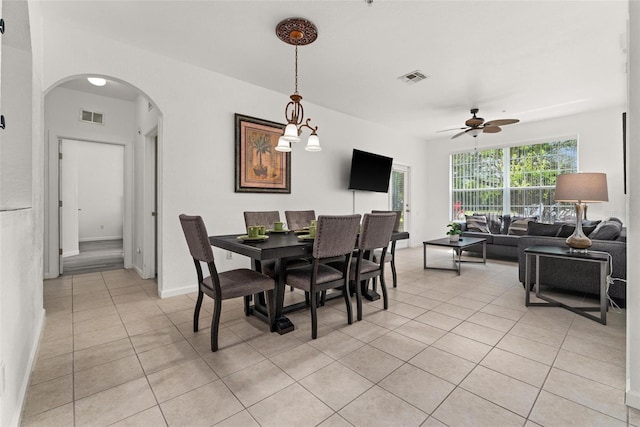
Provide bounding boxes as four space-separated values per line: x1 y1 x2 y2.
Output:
234 114 291 193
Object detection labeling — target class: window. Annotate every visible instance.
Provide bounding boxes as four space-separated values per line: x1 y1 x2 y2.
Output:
451 138 577 223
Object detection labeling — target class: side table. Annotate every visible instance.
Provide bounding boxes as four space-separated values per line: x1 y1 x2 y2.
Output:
524 245 610 325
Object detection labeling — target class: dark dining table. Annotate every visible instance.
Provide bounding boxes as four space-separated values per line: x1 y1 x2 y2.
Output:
209 230 409 334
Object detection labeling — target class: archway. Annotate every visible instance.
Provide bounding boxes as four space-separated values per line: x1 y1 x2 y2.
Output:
43 75 163 284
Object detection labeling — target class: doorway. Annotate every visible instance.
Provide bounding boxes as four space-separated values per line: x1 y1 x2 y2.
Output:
390 164 410 248
60 139 125 275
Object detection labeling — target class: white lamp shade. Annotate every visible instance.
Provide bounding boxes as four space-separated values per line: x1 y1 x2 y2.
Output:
554 173 608 202
468 128 482 137
87 77 106 86
275 136 292 152
305 134 321 152
281 123 301 143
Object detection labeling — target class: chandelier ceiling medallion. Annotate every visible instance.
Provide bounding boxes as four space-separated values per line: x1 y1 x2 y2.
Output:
275 17 321 152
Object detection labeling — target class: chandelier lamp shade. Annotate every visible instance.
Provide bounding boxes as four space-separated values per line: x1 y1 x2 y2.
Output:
275 17 321 152
554 172 609 251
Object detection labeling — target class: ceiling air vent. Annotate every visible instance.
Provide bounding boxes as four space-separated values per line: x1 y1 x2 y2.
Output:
398 70 428 84
80 109 104 125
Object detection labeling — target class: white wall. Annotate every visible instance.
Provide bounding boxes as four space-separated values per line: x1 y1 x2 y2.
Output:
0 1 45 425
626 0 640 411
76 141 124 241
0 44 32 210
44 87 135 277
423 106 627 241
38 21 429 297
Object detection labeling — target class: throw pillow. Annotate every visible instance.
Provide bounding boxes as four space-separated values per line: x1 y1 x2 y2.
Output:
465 215 490 233
507 217 537 235
482 212 502 234
500 215 511 234
556 224 598 238
606 217 623 225
589 220 622 241
526 222 562 237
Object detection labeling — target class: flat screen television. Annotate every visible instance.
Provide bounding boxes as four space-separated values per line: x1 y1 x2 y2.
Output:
348 149 393 193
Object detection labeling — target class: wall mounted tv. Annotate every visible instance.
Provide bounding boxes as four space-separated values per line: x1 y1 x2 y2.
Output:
348 149 393 193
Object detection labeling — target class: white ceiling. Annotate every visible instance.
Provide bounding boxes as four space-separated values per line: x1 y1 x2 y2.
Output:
38 0 629 141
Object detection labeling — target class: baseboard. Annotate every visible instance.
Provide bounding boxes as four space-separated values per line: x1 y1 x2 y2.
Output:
627 389 640 410
160 283 197 298
62 249 79 257
133 265 144 278
43 271 57 280
12 307 46 427
78 236 123 242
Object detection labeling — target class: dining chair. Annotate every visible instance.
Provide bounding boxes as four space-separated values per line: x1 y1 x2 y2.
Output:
179 214 275 352
284 214 361 339
243 211 281 277
372 210 402 288
331 212 396 321
243 211 308 296
243 210 281 229
284 210 316 231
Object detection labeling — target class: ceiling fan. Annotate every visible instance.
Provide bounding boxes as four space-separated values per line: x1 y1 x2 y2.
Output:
439 108 520 139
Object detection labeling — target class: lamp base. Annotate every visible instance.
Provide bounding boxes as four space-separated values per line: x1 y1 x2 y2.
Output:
566 203 592 251
566 239 590 253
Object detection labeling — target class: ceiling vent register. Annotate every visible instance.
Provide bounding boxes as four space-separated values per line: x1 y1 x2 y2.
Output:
398 70 428 84
80 109 104 125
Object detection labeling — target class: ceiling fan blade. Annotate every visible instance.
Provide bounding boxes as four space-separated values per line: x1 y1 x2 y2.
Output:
436 127 467 133
483 126 502 134
484 118 519 127
451 129 470 139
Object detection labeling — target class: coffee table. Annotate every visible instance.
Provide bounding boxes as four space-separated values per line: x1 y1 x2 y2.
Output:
423 236 487 275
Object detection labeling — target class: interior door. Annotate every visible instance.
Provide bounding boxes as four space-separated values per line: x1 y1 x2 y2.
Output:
389 164 410 248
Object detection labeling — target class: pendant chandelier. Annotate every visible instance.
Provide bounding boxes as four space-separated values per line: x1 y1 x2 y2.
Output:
275 17 321 152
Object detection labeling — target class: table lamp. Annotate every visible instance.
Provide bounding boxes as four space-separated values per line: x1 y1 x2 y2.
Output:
554 172 608 251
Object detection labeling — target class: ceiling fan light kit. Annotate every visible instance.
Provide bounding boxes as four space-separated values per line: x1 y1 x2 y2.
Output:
441 108 520 140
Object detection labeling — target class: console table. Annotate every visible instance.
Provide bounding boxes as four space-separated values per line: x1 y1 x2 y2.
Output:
524 245 610 325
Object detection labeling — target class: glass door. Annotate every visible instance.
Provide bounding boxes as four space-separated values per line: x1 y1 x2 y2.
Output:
390 164 410 248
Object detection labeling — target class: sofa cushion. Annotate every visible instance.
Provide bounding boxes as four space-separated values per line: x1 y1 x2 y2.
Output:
556 224 598 238
589 219 623 241
465 215 490 233
527 222 563 237
492 234 520 247
508 217 537 235
461 231 494 244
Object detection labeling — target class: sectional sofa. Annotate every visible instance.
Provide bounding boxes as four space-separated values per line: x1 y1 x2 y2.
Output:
460 215 626 304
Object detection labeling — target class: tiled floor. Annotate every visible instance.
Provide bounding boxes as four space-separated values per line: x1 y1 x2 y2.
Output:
21 247 638 426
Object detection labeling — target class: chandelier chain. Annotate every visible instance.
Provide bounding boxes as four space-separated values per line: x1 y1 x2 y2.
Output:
294 45 298 94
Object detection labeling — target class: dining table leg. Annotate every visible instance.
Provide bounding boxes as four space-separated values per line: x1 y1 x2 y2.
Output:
272 258 295 334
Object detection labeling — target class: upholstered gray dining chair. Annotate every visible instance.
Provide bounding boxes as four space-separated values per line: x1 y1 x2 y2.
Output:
285 214 361 339
284 210 316 231
372 210 402 288
243 211 281 278
331 213 396 321
179 214 275 352
243 211 308 296
244 211 281 229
